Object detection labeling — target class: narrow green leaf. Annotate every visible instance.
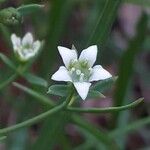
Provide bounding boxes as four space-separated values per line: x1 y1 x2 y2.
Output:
0 53 47 87
47 84 69 97
17 4 44 16
13 82 54 107
24 73 48 87
0 73 18 90
67 98 144 113
0 53 16 70
92 76 117 92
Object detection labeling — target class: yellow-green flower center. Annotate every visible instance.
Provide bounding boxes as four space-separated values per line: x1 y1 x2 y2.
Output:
68 59 92 82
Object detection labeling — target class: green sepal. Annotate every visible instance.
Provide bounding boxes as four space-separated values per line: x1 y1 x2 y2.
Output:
75 89 106 100
92 76 118 92
47 84 69 97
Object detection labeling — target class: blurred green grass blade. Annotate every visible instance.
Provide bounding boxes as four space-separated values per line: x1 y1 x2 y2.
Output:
31 113 70 150
7 129 28 150
92 76 117 92
13 82 54 107
110 117 150 137
40 0 75 76
67 98 143 113
124 0 150 7
24 73 48 87
17 4 44 16
113 14 148 115
87 0 121 45
0 136 6 142
72 115 118 150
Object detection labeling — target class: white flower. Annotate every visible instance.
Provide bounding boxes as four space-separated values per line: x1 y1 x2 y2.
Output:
11 32 41 62
51 45 112 100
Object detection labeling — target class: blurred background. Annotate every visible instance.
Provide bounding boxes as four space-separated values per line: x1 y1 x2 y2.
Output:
0 0 150 150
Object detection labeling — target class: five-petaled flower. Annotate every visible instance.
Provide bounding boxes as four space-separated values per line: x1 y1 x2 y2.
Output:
51 45 112 100
11 32 41 62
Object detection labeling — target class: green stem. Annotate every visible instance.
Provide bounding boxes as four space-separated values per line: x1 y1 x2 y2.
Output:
66 98 143 113
0 87 74 135
0 103 63 135
68 96 75 106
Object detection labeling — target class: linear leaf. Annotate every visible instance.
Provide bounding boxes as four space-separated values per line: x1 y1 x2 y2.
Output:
13 82 54 107
67 98 143 113
24 73 48 87
17 4 44 16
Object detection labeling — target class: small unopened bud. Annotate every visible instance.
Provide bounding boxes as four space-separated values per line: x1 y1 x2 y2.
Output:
0 7 21 25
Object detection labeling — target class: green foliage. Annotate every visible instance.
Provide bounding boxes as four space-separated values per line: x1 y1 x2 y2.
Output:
0 0 149 149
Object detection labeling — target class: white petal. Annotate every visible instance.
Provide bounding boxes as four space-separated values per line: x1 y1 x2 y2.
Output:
58 46 78 68
74 82 91 100
51 66 72 82
89 65 112 81
79 45 97 67
22 32 33 46
33 40 41 53
11 34 21 50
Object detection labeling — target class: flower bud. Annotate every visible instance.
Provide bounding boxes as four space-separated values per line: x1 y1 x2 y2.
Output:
0 7 21 25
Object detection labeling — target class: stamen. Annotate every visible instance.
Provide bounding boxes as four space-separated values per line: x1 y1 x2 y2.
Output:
76 69 81 75
88 67 92 73
70 67 75 73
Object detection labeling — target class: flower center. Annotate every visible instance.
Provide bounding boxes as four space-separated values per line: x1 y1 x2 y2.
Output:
68 59 92 82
